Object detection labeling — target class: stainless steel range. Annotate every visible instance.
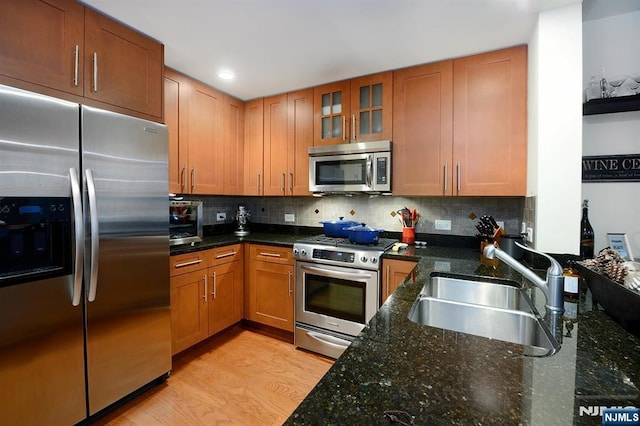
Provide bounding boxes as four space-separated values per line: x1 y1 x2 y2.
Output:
293 235 397 359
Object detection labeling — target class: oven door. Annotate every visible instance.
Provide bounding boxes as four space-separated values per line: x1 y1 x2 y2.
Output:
295 261 379 337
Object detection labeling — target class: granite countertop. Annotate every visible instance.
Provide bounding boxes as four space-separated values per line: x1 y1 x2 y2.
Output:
169 231 305 256
286 246 640 425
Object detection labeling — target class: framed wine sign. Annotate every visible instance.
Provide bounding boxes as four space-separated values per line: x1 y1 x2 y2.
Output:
582 154 640 182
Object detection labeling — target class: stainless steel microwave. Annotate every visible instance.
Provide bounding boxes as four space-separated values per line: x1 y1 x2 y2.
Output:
308 141 392 194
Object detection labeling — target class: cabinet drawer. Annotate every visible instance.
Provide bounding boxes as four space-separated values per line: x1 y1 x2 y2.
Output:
249 244 292 265
170 251 207 277
208 244 242 266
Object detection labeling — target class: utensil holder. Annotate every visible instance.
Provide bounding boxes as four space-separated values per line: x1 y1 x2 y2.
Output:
402 227 415 245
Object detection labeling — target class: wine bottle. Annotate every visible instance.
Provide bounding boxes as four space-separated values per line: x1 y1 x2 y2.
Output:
580 199 595 258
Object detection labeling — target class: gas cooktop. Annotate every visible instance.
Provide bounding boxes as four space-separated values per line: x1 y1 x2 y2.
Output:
294 235 398 252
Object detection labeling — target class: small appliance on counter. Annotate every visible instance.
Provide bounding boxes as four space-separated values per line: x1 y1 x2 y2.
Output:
169 200 203 245
234 205 250 236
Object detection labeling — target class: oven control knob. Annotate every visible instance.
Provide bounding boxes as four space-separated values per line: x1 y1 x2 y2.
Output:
360 256 368 263
370 257 378 264
293 248 299 256
300 249 307 257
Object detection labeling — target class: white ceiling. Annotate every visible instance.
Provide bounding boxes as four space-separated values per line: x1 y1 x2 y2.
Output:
80 0 593 101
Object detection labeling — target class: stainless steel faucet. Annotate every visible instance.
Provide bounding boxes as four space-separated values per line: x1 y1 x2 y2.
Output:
483 242 565 313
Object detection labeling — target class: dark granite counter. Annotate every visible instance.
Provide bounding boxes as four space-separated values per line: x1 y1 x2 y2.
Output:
169 231 307 256
286 246 640 425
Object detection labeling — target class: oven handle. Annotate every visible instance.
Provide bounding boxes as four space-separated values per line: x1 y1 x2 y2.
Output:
305 330 351 349
300 264 373 281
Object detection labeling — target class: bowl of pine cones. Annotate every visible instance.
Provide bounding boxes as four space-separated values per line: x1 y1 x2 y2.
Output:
576 248 640 334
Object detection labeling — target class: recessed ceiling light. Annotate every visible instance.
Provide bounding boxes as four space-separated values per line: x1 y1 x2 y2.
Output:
217 70 235 80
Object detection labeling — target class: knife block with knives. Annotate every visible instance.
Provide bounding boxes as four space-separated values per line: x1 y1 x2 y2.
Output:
476 215 505 266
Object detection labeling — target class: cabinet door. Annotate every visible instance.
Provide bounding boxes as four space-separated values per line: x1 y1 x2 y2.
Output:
170 270 208 355
381 258 417 304
188 81 224 194
287 88 313 196
0 0 84 96
313 80 351 145
249 260 294 332
453 45 527 196
263 94 288 196
243 98 264 195
350 72 393 142
164 70 187 194
223 94 245 195
208 260 243 336
84 8 163 119
393 61 453 196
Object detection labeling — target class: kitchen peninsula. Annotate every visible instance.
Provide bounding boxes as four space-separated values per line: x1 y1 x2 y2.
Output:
285 245 640 425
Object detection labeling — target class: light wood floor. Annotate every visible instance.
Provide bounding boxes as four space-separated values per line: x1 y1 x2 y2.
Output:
93 325 334 425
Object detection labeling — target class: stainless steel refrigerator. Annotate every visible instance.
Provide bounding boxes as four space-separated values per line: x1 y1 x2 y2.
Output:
0 84 171 425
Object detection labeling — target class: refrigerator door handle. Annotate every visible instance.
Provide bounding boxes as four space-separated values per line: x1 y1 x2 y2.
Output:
86 168 100 302
69 168 84 306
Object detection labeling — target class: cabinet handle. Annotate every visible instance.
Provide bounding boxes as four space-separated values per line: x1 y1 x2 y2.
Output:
289 171 294 194
180 164 186 191
211 271 217 298
288 270 293 297
215 251 237 259
281 171 285 193
259 252 281 258
174 259 202 268
256 172 260 195
191 166 195 192
456 161 461 194
73 45 79 87
203 273 208 302
342 116 346 141
443 162 448 194
92 52 98 92
351 114 356 142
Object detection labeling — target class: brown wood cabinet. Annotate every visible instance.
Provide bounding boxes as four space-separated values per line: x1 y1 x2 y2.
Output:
452 45 527 196
243 98 264 195
207 245 243 336
313 72 392 146
169 246 243 355
0 0 163 122
246 244 294 332
263 94 289 195
381 258 417 304
393 61 454 196
393 46 527 196
222 95 245 195
287 88 314 196
164 68 244 195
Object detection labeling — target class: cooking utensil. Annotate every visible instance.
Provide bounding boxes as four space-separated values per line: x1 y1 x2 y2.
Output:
320 217 360 237
344 224 384 244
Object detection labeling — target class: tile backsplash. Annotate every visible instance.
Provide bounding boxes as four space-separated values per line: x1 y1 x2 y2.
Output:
180 194 525 237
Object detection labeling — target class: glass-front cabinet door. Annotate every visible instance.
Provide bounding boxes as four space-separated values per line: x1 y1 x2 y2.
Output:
350 72 393 142
313 80 351 146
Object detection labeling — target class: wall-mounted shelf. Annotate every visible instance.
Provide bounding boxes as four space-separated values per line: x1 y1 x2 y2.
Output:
583 94 640 116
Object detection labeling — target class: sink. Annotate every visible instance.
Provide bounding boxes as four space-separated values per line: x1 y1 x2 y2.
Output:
408 274 559 355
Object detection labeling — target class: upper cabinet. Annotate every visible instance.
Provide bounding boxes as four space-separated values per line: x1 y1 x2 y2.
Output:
350 72 393 143
452 45 527 196
393 46 527 196
263 94 289 195
393 60 453 196
164 68 244 195
243 98 264 195
0 0 164 122
313 72 392 146
287 88 314 196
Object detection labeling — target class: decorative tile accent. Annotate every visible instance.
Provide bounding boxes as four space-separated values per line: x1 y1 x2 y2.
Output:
469 212 477 220
315 209 319 214
349 210 356 216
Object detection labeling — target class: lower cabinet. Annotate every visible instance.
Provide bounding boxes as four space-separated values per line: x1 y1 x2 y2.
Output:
246 244 294 332
381 258 418 305
169 245 242 355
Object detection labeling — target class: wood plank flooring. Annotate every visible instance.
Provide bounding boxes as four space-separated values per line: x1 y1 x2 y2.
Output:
93 325 334 425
